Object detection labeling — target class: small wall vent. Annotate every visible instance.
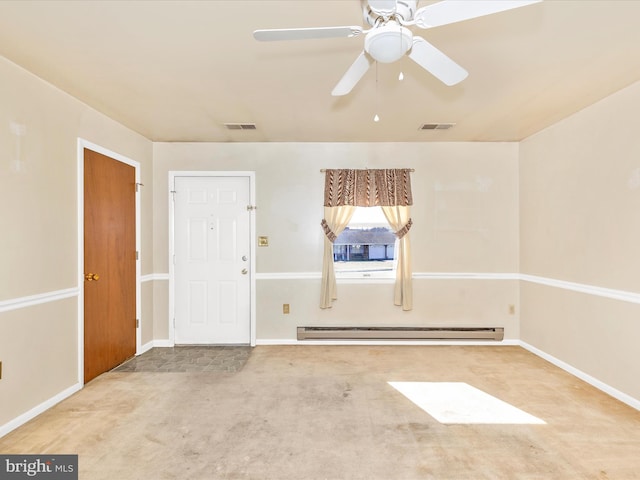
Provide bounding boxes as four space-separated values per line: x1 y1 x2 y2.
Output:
420 123 455 130
224 123 257 130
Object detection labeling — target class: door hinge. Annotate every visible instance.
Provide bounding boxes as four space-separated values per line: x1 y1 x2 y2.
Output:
170 190 177 202
135 182 144 192
136 251 139 260
136 318 140 328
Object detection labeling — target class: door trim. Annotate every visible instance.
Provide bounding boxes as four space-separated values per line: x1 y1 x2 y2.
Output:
77 139 142 384
168 171 256 347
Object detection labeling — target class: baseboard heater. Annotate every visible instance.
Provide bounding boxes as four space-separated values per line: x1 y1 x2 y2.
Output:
297 326 504 341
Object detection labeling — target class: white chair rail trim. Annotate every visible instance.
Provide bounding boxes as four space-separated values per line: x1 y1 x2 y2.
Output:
4 273 637 314
141 273 170 282
0 287 79 314
520 274 640 304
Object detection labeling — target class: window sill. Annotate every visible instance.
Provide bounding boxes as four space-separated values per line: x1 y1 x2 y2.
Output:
335 272 395 284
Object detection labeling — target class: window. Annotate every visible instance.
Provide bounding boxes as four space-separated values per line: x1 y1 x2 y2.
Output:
320 168 414 310
333 207 396 277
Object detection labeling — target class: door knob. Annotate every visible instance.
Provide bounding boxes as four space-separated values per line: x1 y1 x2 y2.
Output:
241 268 248 275
84 273 100 281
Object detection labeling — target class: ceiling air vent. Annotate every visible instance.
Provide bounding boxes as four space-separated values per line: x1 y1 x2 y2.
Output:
224 123 257 130
420 123 455 130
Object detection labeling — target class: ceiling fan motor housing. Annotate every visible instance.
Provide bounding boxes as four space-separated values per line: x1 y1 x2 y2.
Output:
364 21 413 63
364 0 417 25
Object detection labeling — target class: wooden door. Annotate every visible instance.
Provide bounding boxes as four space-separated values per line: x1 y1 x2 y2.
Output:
174 176 251 344
84 149 136 383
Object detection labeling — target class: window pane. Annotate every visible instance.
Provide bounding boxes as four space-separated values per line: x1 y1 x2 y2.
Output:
334 207 395 274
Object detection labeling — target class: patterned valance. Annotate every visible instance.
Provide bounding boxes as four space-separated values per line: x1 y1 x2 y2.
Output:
323 169 413 207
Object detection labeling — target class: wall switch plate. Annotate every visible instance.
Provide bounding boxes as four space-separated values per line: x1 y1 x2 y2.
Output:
283 304 290 314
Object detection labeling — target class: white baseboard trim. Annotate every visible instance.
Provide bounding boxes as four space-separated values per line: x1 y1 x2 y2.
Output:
256 339 521 347
0 382 82 438
139 339 176 353
518 340 640 411
138 340 154 355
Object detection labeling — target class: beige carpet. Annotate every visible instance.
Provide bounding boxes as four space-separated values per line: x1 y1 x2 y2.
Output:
2 345 640 479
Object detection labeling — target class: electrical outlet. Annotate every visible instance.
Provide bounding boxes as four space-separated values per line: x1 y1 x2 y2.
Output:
283 304 290 314
508 304 516 315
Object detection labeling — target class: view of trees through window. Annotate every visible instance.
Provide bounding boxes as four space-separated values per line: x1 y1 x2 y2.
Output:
333 207 396 275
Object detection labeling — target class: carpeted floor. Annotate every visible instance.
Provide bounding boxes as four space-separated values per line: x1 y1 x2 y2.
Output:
2 345 640 479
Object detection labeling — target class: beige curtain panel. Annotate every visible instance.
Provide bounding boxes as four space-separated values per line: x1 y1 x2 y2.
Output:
320 169 414 310
381 206 413 310
319 205 356 308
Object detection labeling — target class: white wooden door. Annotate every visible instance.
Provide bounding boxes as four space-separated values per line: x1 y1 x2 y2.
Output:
174 176 251 344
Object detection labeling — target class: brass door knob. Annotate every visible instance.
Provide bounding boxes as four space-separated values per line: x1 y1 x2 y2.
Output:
84 273 100 281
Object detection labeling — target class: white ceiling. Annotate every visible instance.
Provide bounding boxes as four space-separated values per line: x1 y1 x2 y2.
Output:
1 0 640 143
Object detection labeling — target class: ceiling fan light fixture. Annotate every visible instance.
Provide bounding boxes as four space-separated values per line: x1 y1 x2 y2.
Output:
364 22 412 63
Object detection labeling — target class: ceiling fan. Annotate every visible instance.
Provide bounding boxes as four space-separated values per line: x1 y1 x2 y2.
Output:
253 0 541 96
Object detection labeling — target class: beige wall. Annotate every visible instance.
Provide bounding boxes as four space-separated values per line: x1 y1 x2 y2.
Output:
257 279 520 340
3 46 639 436
0 300 77 424
520 80 640 401
521 283 640 400
153 142 520 340
0 57 153 429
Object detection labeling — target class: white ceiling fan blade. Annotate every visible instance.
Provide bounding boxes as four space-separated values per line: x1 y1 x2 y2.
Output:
414 0 541 29
331 51 374 96
408 36 468 86
253 26 363 42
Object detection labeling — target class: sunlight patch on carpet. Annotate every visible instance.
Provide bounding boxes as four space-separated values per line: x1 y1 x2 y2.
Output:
388 382 546 425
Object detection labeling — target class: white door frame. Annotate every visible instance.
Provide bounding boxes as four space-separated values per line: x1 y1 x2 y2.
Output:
168 171 256 347
77 138 142 385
